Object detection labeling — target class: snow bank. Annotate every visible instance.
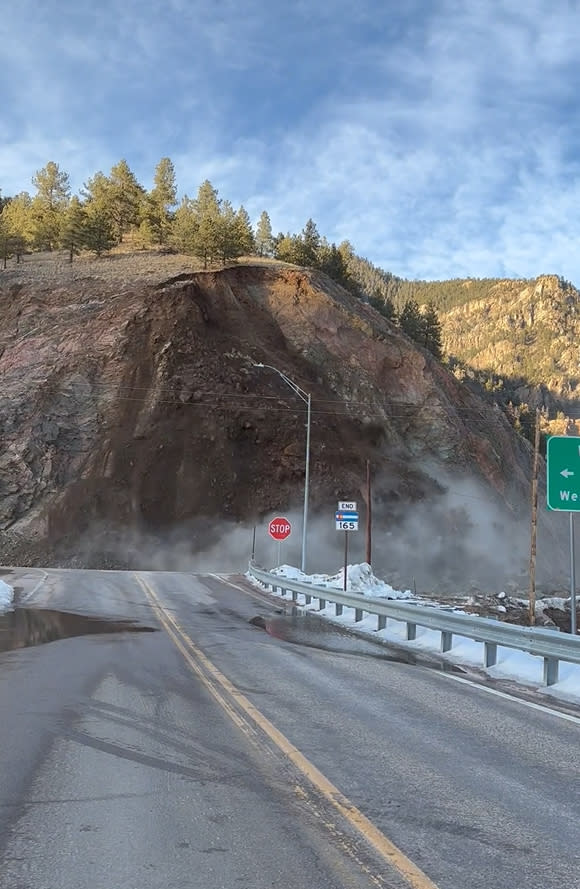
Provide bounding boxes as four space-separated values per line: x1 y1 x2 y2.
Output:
271 563 414 600
0 579 14 612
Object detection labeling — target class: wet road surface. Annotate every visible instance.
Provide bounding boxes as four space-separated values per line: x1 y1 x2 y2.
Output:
0 568 578 889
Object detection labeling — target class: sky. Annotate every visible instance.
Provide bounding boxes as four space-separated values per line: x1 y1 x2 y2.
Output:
2 0 580 282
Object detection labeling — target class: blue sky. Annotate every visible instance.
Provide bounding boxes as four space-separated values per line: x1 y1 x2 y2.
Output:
2 0 580 282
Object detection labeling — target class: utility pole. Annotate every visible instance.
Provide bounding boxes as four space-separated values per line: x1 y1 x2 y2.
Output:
564 419 579 635
365 460 372 567
528 408 541 626
302 393 311 575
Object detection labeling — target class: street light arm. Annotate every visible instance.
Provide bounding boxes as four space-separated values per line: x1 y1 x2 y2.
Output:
253 361 311 572
252 363 309 404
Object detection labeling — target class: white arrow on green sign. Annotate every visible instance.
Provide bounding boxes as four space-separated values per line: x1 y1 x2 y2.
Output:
547 435 580 510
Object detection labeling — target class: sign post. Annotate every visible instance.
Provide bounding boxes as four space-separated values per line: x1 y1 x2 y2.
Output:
546 436 579 634
570 513 576 636
335 501 359 592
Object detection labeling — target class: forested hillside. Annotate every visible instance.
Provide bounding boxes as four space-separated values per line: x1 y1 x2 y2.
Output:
2 158 579 445
0 159 443 360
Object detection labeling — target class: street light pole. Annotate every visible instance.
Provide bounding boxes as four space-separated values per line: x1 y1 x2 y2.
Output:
302 392 311 574
253 363 311 574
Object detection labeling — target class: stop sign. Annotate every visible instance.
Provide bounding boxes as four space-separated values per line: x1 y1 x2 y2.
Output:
268 517 292 541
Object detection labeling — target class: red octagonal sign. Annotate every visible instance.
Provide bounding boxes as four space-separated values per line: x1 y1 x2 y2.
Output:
268 517 292 541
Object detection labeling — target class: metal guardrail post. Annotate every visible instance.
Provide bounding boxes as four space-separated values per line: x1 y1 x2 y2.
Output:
441 631 453 653
318 597 326 610
543 657 559 686
305 594 312 605
407 622 417 641
377 615 387 631
292 589 298 603
484 642 498 668
335 603 343 616
355 607 364 622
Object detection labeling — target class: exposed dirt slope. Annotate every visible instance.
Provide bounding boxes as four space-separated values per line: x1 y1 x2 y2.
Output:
0 256 549 586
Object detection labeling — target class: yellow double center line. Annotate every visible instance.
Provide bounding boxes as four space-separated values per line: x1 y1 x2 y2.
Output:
137 574 441 889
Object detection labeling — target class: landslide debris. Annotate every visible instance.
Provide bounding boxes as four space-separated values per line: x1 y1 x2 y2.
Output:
0 253 558 590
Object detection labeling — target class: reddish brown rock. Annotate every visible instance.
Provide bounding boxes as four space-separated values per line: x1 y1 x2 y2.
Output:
0 260 545 581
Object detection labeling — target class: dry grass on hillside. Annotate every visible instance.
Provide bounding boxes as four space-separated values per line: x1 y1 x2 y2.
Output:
0 248 292 288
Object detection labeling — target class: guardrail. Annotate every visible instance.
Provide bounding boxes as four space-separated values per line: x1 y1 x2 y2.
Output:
248 562 580 686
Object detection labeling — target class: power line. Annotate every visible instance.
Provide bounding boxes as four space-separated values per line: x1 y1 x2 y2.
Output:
23 379 531 419
23 394 515 423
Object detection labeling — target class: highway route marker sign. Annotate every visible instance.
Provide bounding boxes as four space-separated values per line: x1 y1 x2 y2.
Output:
336 500 359 592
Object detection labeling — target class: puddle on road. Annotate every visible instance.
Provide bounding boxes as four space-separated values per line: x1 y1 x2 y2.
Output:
250 612 465 672
0 607 156 654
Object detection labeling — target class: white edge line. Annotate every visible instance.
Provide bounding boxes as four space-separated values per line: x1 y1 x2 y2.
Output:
214 574 580 727
434 671 580 726
209 573 274 605
17 569 49 603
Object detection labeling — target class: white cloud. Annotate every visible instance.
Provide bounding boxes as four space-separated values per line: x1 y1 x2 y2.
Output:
2 0 580 281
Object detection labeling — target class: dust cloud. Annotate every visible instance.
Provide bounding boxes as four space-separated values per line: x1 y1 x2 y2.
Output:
69 470 568 597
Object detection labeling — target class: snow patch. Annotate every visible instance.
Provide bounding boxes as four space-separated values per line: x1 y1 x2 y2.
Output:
0 579 14 612
271 563 414 600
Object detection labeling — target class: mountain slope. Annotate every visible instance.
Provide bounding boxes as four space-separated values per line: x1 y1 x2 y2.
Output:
0 253 561 590
344 260 580 403
435 275 580 396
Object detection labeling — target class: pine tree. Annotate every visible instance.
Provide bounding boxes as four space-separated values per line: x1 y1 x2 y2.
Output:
2 192 34 256
148 157 177 245
318 240 352 289
170 196 197 254
421 302 443 359
135 196 158 248
234 205 254 256
301 218 320 266
399 299 424 341
217 200 240 263
107 159 145 243
60 196 87 262
255 210 273 256
152 157 177 210
0 212 11 268
274 233 303 264
369 294 397 322
9 233 27 264
192 180 221 267
31 161 70 250
84 205 115 256
81 171 112 213
32 161 70 210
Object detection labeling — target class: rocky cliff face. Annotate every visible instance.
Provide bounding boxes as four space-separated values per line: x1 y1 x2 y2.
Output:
440 274 580 400
0 257 554 589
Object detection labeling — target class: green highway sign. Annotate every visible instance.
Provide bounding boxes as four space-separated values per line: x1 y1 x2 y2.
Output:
547 435 580 511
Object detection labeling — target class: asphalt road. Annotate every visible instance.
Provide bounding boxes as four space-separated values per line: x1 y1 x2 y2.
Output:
0 568 578 889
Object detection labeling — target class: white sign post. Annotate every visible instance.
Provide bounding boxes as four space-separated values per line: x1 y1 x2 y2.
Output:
336 502 359 591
